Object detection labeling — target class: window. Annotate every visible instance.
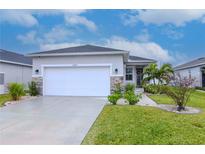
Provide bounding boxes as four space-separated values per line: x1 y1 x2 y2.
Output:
126 68 133 80
0 73 4 85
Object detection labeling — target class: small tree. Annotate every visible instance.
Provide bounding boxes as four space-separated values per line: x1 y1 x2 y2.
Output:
163 74 195 111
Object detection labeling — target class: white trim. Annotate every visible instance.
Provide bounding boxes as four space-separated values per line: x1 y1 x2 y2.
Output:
0 60 32 67
110 75 124 77
41 63 113 96
27 51 129 57
41 63 113 76
32 75 42 78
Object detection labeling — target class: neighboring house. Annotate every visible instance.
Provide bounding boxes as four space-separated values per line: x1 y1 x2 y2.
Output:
28 44 156 96
0 49 32 94
174 57 205 87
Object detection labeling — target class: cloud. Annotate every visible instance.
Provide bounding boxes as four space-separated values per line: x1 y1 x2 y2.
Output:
17 25 73 46
104 36 174 63
65 14 97 31
43 26 73 43
40 42 82 51
0 10 38 27
0 9 97 31
17 31 39 44
123 10 205 27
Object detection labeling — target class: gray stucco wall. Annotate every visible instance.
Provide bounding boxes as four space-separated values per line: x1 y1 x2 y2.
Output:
175 66 202 87
32 54 124 76
0 62 32 92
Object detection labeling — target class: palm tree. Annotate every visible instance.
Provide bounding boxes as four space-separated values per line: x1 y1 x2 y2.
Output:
143 63 158 85
157 63 174 85
143 63 174 85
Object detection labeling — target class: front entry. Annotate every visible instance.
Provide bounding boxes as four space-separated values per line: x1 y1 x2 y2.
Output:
136 68 143 88
202 70 205 87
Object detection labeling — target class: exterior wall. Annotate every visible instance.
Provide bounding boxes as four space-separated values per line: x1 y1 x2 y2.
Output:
32 55 124 76
0 62 32 93
175 66 202 87
32 55 124 95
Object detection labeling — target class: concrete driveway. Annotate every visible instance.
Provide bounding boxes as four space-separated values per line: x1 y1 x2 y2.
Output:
0 96 106 144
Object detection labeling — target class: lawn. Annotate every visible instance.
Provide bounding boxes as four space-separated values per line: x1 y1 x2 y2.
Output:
82 91 205 145
0 94 11 107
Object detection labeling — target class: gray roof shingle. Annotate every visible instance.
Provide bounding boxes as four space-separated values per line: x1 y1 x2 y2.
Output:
174 57 205 70
0 49 32 65
29 44 126 55
128 55 156 62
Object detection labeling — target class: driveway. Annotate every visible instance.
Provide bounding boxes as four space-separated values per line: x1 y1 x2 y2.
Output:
0 96 106 144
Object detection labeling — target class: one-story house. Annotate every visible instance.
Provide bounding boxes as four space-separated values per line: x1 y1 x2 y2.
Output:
174 57 205 87
28 44 156 96
0 49 32 94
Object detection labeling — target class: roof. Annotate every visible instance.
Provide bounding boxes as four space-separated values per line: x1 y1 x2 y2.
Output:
0 49 32 66
29 44 127 56
174 57 205 70
128 55 156 63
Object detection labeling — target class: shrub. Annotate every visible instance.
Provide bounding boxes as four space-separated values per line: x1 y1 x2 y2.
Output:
143 84 162 94
124 91 141 105
196 86 205 91
28 81 39 96
163 74 196 111
108 93 122 105
125 83 135 93
8 83 25 101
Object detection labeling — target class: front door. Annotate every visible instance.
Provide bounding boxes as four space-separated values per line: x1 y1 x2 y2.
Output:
136 68 143 88
202 71 205 87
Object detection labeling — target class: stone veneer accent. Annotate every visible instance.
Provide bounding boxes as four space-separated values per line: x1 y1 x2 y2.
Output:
110 76 124 93
32 76 43 95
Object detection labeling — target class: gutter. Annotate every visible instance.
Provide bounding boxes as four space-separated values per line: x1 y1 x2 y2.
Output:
0 60 32 67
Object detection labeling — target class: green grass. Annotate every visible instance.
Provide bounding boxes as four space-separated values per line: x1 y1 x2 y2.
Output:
149 90 205 109
82 91 205 145
0 94 11 107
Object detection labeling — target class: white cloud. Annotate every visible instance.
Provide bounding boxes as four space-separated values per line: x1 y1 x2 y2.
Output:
17 25 73 45
0 9 97 31
40 42 81 51
43 26 73 43
65 14 97 31
0 10 38 27
123 10 205 27
104 36 174 63
17 31 39 44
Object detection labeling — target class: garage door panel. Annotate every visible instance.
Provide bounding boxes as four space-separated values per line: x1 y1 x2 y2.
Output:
44 66 110 96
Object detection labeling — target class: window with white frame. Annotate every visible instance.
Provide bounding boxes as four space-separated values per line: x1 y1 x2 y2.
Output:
0 73 4 85
126 67 133 81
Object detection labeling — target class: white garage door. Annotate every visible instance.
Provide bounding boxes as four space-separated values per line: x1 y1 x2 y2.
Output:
43 66 110 96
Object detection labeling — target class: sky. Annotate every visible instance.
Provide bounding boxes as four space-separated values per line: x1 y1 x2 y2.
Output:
0 9 205 66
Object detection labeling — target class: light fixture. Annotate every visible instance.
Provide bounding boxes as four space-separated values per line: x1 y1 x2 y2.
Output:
115 68 118 74
35 69 39 74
